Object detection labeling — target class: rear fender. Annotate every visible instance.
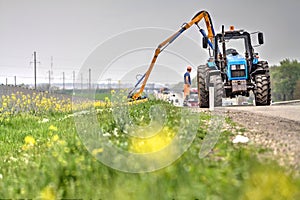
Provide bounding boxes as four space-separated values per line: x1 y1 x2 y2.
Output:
251 61 269 77
250 67 268 77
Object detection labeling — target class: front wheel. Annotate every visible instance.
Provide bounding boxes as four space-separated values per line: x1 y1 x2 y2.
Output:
210 74 223 107
197 65 209 108
254 74 271 106
197 65 223 108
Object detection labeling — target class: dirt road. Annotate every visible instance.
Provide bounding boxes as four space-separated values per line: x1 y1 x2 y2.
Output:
217 104 300 173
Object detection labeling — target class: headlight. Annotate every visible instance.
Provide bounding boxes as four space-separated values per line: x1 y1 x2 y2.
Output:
240 64 245 69
231 65 236 70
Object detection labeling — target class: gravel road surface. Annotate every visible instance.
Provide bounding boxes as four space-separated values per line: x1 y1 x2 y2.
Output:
220 104 300 173
224 104 300 122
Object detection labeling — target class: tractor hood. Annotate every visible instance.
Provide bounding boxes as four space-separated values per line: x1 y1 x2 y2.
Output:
227 54 246 64
226 54 248 80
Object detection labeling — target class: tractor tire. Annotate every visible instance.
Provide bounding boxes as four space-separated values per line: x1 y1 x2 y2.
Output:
252 61 269 75
210 74 223 107
257 61 269 70
197 65 209 108
254 74 271 106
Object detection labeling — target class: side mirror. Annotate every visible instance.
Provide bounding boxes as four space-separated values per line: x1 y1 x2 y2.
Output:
202 37 208 49
258 32 264 44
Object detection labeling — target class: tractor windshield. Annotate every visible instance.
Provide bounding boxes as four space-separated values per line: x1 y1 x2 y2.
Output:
214 31 253 60
225 38 246 57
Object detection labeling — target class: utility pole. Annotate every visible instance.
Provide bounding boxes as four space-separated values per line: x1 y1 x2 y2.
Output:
48 70 51 91
14 76 16 86
73 70 75 90
50 56 53 75
34 51 37 90
81 73 83 90
106 78 112 93
30 51 40 89
6 78 7 86
63 72 65 91
50 56 53 86
107 78 111 90
88 68 91 90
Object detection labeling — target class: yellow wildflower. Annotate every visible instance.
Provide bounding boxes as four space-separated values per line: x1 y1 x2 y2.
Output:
49 125 58 131
11 94 16 101
64 147 70 153
104 97 110 102
130 127 175 153
40 185 56 200
58 140 66 146
24 136 36 145
52 134 59 142
92 148 103 156
2 102 7 108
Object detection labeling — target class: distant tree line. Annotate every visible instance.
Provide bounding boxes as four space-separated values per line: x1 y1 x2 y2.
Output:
270 59 300 101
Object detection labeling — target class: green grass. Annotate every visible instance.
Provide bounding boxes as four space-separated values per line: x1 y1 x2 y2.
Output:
73 92 111 101
0 100 299 199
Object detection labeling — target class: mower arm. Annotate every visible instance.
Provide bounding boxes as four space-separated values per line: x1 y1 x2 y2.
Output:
128 10 215 100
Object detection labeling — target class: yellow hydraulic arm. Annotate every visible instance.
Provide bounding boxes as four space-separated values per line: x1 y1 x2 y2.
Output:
128 10 215 100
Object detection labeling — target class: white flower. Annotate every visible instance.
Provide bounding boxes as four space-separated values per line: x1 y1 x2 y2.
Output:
103 132 111 137
0 174 3 179
113 128 119 137
9 156 17 162
39 118 49 123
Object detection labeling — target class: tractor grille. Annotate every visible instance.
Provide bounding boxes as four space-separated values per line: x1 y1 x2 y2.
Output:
231 70 246 78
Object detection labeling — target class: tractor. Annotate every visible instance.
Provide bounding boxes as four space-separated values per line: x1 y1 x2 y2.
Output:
198 26 271 107
128 10 271 107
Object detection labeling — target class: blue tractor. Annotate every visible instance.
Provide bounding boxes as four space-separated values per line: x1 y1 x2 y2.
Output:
197 25 271 107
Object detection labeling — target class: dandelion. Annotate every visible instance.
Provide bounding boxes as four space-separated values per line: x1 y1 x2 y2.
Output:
104 96 110 102
64 147 70 153
92 148 103 156
52 151 59 158
58 140 66 146
11 94 16 101
75 155 85 164
52 134 59 142
24 136 36 145
46 142 52 148
40 185 57 200
49 125 58 131
2 102 7 108
130 126 175 153
22 135 36 150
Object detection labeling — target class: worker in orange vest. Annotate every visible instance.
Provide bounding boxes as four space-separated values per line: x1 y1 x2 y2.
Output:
183 66 192 106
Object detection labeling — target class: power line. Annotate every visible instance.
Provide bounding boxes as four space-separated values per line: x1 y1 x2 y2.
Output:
34 51 37 89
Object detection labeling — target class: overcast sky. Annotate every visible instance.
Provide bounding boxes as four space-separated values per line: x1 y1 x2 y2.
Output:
0 0 299 85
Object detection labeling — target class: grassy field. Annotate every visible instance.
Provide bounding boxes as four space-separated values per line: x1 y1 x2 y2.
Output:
0 91 299 199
